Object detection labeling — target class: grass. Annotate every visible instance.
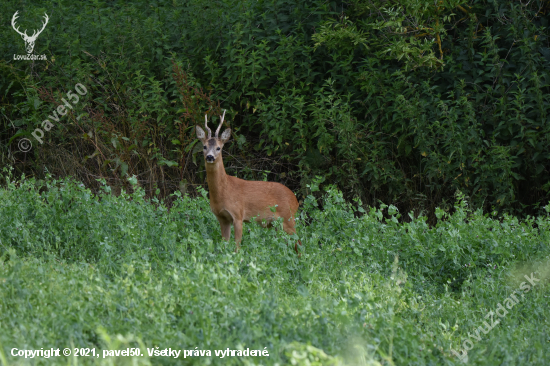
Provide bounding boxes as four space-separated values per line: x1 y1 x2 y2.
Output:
0 171 549 365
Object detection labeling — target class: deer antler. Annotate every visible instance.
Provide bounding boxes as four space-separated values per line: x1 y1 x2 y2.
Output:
204 115 212 139
215 110 226 138
11 11 27 38
30 13 49 39
11 11 49 40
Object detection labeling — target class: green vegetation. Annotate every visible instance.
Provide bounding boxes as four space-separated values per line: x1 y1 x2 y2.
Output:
1 0 550 219
0 172 549 365
1 1 550 364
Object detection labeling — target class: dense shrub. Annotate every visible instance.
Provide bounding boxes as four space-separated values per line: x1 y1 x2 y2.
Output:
1 0 549 219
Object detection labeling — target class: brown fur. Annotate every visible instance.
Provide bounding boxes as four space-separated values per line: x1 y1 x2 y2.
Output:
196 119 302 254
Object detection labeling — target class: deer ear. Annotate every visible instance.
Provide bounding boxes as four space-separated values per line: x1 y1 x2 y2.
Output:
195 125 206 140
220 128 231 143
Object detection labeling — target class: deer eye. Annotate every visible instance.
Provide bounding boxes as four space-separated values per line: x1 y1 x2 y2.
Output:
216 147 221 151
203 146 206 150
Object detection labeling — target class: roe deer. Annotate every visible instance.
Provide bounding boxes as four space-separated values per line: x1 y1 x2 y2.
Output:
195 111 302 254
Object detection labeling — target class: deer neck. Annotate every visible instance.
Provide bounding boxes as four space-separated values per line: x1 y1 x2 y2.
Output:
205 156 228 203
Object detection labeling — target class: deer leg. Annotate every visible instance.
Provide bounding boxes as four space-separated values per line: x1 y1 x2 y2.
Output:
294 239 303 257
218 218 231 241
233 219 243 252
283 219 302 257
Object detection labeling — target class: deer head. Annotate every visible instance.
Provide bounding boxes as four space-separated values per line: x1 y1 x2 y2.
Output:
12 11 49 54
195 110 231 164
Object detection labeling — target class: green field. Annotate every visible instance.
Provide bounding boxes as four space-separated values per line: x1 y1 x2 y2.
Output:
0 172 549 365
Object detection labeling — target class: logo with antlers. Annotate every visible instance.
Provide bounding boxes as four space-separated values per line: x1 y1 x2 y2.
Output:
11 11 49 54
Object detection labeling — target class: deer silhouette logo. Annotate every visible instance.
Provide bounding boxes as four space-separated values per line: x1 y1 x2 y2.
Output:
11 11 49 54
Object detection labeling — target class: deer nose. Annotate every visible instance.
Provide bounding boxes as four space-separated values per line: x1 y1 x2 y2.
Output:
206 155 215 162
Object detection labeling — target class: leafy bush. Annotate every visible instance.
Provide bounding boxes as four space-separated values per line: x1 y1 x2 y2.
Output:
1 0 550 219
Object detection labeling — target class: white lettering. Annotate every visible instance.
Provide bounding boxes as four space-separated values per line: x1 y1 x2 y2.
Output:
32 128 44 144
524 273 540 287
75 83 88 95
